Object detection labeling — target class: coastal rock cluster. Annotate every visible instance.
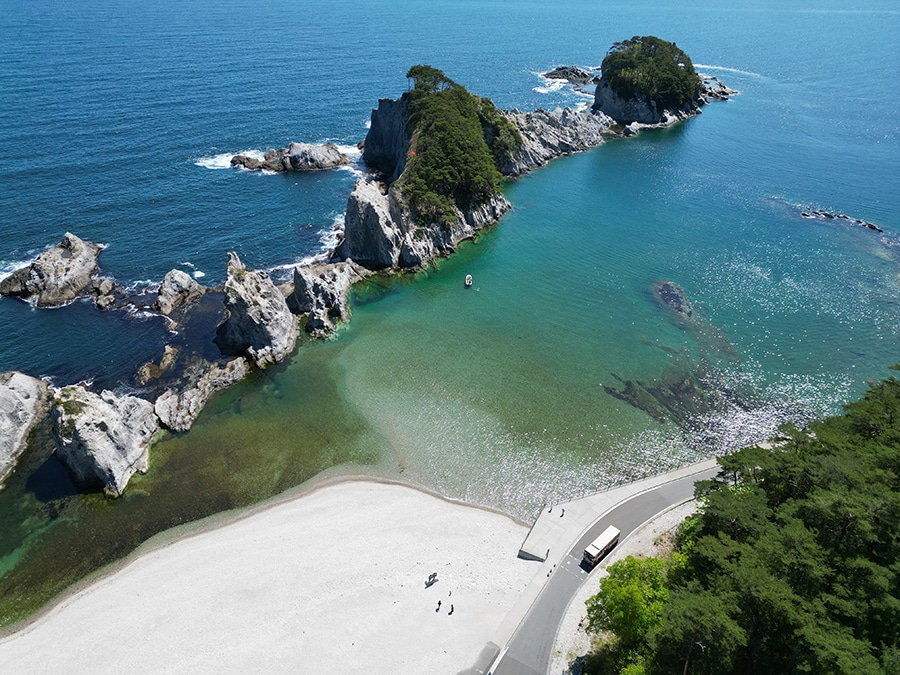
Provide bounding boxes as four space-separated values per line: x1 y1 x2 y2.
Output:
542 66 599 85
498 107 616 175
231 142 349 172
801 207 883 233
0 59 737 498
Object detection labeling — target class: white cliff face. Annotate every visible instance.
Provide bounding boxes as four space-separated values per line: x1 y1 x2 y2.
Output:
51 386 159 497
154 358 248 433
0 372 49 487
214 252 297 368
338 180 402 269
154 269 205 316
0 232 101 307
337 179 511 273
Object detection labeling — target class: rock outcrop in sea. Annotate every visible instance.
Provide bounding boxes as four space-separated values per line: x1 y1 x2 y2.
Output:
51 386 159 496
0 372 49 487
214 252 297 368
335 91 619 274
542 65 599 85
231 142 349 172
154 357 248 432
153 269 206 316
0 232 102 307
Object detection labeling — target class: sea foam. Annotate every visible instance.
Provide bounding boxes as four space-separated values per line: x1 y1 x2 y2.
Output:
195 149 265 170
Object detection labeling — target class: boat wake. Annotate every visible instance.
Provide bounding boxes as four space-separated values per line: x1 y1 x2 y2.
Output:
694 64 765 79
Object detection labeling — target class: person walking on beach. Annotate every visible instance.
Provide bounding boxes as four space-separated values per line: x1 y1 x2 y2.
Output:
437 600 442 612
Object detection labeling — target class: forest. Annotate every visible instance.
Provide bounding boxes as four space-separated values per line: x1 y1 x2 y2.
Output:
584 369 900 674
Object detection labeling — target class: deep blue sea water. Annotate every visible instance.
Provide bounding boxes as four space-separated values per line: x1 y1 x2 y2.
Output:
0 0 898 624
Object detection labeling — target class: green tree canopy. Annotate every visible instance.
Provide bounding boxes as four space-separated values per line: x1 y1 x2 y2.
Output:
601 36 700 110
396 65 519 225
586 556 669 649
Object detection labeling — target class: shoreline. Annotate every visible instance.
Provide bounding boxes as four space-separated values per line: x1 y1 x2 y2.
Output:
0 464 529 641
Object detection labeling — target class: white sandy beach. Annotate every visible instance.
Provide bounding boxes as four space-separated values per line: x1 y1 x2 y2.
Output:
0 481 537 674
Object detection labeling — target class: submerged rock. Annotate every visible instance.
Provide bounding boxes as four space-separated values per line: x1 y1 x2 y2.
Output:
653 280 694 321
154 357 248 432
0 232 102 307
231 142 349 172
51 385 159 497
135 345 179 386
214 252 297 368
0 372 50 487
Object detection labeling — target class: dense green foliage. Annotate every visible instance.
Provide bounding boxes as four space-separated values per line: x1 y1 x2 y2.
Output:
586 556 670 648
584 370 900 674
399 65 520 225
601 36 701 111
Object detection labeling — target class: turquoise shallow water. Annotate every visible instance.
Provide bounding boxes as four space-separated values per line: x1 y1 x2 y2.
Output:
0 0 898 625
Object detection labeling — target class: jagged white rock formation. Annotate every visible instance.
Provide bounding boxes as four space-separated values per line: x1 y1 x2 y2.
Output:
498 107 615 175
51 386 159 497
154 269 205 316
336 179 510 271
0 232 102 307
214 252 297 368
231 142 349 172
0 372 49 487
154 357 248 432
289 261 370 336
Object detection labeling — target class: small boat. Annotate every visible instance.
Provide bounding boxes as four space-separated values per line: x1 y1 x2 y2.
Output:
464 274 473 287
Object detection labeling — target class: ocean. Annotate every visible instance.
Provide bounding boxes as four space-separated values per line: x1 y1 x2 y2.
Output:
0 0 898 625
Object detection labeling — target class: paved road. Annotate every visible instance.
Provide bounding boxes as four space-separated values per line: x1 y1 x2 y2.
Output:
489 468 717 675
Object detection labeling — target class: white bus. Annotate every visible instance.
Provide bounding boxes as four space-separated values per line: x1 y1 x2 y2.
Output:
582 525 620 568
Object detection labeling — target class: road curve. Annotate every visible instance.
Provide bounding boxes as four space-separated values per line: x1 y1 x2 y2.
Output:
487 466 718 675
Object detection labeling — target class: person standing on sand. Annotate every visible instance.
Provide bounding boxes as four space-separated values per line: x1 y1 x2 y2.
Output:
437 600 442 612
